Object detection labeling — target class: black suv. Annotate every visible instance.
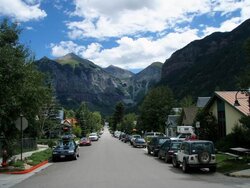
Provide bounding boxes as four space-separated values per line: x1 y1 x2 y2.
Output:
52 135 80 161
147 136 170 156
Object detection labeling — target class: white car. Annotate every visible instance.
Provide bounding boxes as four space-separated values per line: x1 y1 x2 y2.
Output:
89 133 99 141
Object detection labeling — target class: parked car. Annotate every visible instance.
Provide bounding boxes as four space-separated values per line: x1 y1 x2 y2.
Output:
89 132 99 141
123 134 131 143
147 136 170 156
130 134 141 145
144 132 165 143
172 140 217 173
79 137 91 146
132 138 147 148
52 136 79 161
170 133 192 140
158 140 182 163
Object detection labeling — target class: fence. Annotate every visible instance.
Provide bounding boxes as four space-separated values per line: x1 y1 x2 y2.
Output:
0 138 37 157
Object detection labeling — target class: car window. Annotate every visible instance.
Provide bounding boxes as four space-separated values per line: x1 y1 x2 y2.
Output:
191 142 214 154
183 143 189 154
171 142 181 150
159 138 168 145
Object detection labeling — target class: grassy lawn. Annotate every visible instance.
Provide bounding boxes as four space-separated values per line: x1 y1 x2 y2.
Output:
216 153 250 174
0 148 52 172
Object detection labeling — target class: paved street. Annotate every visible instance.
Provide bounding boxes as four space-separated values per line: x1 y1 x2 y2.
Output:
7 128 250 188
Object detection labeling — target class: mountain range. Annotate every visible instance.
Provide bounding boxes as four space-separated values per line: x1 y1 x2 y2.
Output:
161 19 250 99
35 19 250 114
35 53 162 114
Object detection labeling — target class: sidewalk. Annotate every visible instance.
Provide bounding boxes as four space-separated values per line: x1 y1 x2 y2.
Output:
229 168 250 178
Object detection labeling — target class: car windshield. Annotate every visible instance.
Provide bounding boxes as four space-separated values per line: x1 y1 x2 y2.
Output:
89 133 97 136
81 138 87 141
58 140 74 147
191 142 214 154
133 135 141 138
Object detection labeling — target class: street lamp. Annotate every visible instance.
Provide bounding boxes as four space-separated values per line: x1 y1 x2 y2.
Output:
234 89 250 115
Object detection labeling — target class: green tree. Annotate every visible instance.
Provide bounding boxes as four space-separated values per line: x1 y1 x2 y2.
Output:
0 19 51 157
138 86 174 133
111 102 124 131
179 95 194 107
75 102 91 136
121 113 137 134
238 38 250 89
194 110 219 142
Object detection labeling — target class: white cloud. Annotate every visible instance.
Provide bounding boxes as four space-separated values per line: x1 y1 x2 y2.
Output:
203 17 242 35
50 41 86 57
0 0 46 22
67 0 210 39
50 29 199 69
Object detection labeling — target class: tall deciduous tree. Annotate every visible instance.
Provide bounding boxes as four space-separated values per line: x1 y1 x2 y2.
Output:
0 19 52 156
111 102 124 131
138 86 174 133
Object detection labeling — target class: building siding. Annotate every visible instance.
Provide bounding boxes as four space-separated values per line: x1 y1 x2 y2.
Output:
224 102 243 134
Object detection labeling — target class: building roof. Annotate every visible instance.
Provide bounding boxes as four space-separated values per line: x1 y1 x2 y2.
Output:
215 91 249 116
196 97 211 108
181 107 198 126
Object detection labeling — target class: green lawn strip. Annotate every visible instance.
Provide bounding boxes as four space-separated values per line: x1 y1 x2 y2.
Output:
0 148 52 172
216 154 250 173
26 148 52 166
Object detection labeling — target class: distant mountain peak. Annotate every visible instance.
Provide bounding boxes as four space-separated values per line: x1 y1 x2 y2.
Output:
104 65 134 80
56 53 81 61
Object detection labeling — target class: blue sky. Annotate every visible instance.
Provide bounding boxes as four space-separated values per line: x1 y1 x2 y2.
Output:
0 0 250 72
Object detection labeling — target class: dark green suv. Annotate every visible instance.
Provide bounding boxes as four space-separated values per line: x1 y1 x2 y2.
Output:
147 136 170 156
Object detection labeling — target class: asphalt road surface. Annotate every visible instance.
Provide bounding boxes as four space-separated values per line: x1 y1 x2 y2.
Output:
11 128 250 188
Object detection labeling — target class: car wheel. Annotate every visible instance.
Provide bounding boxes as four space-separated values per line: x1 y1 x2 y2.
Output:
209 166 216 173
198 151 211 164
172 156 179 168
182 159 189 173
153 151 158 157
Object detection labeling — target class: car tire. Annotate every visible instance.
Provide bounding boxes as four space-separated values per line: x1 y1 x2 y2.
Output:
198 151 211 164
182 159 189 173
172 156 179 168
153 151 158 157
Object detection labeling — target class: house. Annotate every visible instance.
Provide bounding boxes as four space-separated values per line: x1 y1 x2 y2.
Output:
181 107 198 126
62 118 78 129
204 91 249 137
165 115 180 137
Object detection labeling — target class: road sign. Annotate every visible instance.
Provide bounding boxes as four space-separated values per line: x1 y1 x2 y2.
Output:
15 117 28 131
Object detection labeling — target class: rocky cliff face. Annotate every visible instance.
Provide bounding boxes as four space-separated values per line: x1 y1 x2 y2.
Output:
161 19 250 99
35 54 162 114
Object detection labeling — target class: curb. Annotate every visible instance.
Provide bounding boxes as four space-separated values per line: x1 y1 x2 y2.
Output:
0 160 48 175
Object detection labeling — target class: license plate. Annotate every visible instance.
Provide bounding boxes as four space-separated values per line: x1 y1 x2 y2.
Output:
60 155 65 158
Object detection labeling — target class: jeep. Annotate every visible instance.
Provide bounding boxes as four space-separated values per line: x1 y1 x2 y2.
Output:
172 140 216 173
